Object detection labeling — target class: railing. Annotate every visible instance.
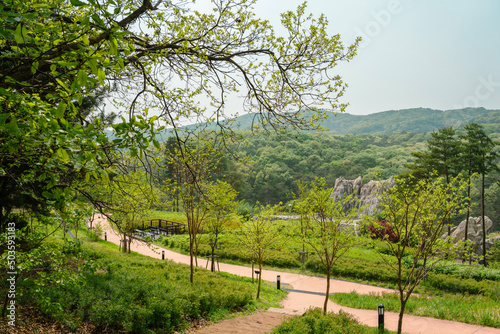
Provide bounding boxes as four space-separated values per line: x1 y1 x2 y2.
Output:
134 219 186 240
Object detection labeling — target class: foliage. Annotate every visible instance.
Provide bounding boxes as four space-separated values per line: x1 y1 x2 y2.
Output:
370 175 468 333
1 0 359 236
16 236 288 333
331 291 500 328
367 220 399 242
459 123 499 265
295 177 360 313
94 170 159 252
203 179 239 272
238 204 282 299
272 308 394 334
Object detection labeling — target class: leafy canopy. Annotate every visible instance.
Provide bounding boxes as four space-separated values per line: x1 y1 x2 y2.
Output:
0 0 359 219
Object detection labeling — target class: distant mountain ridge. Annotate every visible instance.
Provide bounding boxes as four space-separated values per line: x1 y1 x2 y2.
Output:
156 107 500 140
232 107 500 135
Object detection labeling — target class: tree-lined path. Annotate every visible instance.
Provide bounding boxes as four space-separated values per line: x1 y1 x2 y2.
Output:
92 214 500 334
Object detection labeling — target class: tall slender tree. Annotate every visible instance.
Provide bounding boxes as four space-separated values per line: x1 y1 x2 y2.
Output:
404 127 462 235
460 123 498 266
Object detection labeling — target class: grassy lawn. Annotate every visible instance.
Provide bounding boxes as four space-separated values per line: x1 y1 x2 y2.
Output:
14 223 288 334
330 291 500 328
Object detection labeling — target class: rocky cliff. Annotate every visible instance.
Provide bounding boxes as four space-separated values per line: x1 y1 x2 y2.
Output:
442 216 497 254
331 176 395 215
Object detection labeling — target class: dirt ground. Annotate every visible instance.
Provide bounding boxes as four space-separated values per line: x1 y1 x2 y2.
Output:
186 311 294 334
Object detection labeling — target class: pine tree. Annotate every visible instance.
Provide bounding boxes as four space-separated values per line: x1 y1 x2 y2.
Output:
404 127 462 236
460 123 499 266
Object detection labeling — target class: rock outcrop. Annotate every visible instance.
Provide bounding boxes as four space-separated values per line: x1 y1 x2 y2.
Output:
331 176 395 215
442 216 494 254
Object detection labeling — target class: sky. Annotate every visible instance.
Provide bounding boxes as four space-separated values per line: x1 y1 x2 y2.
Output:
248 0 500 115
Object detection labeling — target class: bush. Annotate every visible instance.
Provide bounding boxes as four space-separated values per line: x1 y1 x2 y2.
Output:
237 202 255 221
24 240 257 333
368 220 399 242
273 308 392 334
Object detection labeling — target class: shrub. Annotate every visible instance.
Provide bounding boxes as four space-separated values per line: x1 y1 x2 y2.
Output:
24 240 257 333
368 220 399 242
273 308 392 334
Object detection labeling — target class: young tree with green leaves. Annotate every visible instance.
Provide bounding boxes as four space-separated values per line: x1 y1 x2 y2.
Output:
238 204 282 299
373 175 467 334
459 123 498 266
101 171 158 253
295 178 360 315
164 140 219 282
204 180 239 272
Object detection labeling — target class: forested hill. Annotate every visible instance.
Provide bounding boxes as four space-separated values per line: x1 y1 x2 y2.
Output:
229 107 500 135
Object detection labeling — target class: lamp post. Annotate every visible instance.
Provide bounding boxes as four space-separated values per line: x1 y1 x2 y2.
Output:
378 304 384 333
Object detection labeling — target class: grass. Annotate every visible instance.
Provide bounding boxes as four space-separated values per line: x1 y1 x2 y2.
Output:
15 224 288 333
330 291 500 328
272 308 396 334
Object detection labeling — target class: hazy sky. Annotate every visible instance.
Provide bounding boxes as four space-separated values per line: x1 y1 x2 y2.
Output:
250 0 500 115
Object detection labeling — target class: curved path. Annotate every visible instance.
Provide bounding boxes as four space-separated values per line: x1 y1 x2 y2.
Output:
92 214 500 334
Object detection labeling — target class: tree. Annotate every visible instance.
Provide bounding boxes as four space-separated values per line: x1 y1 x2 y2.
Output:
459 124 498 266
204 180 239 272
405 127 461 181
164 140 218 283
295 178 360 314
373 175 467 334
238 204 282 299
404 127 462 236
1 0 359 226
99 170 158 253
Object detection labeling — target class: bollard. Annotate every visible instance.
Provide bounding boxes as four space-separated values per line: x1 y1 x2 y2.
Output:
162 250 165 260
378 304 384 333
104 232 107 241
277 275 281 290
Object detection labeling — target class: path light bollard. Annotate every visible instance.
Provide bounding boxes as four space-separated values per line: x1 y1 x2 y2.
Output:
104 232 107 241
162 250 165 260
277 275 281 290
378 304 384 333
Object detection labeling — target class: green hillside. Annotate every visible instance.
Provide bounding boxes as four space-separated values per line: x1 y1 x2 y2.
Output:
159 107 500 137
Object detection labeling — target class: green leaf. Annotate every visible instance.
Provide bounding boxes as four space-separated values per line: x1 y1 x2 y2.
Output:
56 102 67 118
109 37 118 55
14 24 23 44
88 58 98 75
77 70 88 86
57 147 70 161
91 14 106 28
97 68 106 84
31 61 39 74
70 0 86 6
82 34 90 46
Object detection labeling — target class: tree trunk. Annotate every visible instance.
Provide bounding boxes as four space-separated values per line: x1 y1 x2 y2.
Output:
397 296 407 334
323 269 331 315
482 172 487 267
256 262 262 299
463 175 471 263
189 236 194 283
210 244 216 272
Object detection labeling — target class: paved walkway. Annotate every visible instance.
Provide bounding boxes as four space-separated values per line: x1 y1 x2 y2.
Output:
92 214 500 334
